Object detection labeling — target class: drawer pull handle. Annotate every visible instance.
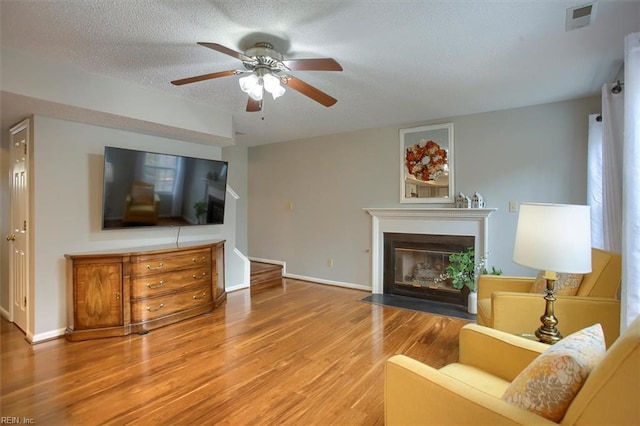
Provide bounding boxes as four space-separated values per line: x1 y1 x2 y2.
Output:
146 262 164 270
192 256 206 263
147 280 164 289
147 303 165 312
192 272 207 279
193 292 207 300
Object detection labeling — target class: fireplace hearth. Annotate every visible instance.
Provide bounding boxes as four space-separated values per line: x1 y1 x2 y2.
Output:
384 233 474 306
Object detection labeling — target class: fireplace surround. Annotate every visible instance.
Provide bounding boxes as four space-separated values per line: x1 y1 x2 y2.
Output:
365 208 496 296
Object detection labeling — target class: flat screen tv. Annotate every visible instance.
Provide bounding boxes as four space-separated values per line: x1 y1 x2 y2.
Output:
102 146 228 230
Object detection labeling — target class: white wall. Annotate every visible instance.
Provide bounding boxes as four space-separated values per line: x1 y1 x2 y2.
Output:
248 96 601 288
0 115 244 342
0 126 9 317
1 47 234 146
222 145 248 253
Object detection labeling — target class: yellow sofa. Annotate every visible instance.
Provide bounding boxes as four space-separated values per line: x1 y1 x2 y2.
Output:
385 317 640 425
477 248 622 347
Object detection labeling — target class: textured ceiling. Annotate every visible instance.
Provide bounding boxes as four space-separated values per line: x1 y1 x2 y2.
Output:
1 1 638 146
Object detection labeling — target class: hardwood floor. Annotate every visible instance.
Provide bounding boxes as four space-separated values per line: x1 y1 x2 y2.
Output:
1 279 470 425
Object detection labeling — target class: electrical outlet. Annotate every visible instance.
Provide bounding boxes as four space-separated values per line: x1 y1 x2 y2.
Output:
328 258 334 268
509 201 518 213
288 201 293 211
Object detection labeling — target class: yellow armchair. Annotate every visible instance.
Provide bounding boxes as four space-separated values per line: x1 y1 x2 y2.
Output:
477 248 622 347
385 318 640 425
123 181 160 225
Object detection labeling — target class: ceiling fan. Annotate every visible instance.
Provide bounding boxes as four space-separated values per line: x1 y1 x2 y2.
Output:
171 42 343 112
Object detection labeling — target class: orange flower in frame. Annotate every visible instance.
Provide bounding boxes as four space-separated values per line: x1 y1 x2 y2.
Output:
405 140 448 181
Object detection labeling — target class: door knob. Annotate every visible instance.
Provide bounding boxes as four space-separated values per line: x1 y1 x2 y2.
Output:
6 234 15 241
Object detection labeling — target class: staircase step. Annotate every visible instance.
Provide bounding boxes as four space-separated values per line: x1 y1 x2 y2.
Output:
250 262 283 286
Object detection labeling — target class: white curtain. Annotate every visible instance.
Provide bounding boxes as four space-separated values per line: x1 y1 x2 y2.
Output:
588 84 624 253
587 114 604 249
622 32 640 331
601 84 624 253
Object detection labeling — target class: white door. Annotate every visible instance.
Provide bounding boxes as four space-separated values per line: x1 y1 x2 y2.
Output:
7 119 29 334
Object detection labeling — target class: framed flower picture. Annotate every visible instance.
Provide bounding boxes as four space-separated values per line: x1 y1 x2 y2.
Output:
400 122 454 203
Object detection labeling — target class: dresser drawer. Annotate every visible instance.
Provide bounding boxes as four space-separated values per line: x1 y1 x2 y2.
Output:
131 284 213 323
131 267 212 299
130 248 211 277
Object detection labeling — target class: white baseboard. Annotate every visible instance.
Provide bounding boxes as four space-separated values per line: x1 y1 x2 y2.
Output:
0 306 10 320
283 273 371 292
226 283 250 293
248 257 287 273
248 256 370 292
29 328 66 344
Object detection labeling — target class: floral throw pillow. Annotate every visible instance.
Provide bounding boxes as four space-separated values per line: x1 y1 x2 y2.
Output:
530 271 584 296
501 323 606 422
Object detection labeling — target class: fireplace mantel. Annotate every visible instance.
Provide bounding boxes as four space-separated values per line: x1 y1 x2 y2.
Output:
365 207 496 219
364 207 497 294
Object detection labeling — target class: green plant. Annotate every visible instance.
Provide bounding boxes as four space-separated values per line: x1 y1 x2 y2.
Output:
444 247 479 291
483 265 503 276
193 201 207 217
438 248 502 292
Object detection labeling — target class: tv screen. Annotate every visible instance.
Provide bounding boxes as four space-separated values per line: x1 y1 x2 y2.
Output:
102 146 228 229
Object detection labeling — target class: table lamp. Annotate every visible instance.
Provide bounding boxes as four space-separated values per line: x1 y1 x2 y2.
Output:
513 203 592 344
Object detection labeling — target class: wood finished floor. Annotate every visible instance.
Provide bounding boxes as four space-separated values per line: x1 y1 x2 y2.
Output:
1 279 470 425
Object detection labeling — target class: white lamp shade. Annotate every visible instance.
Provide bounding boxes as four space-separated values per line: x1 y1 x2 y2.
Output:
513 203 592 273
247 84 263 101
263 73 286 100
262 73 279 91
239 74 264 101
239 74 259 92
269 84 285 100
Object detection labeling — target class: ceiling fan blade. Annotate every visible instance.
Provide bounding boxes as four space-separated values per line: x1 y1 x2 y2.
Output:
283 76 337 107
197 42 253 62
246 97 262 112
171 70 240 86
282 58 343 72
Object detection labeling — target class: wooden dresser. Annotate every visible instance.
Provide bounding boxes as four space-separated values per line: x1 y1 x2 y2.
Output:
65 240 225 341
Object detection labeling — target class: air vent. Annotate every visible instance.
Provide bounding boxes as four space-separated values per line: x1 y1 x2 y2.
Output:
566 2 597 31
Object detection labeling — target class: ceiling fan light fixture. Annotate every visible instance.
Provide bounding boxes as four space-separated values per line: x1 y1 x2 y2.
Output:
263 73 285 99
239 74 259 92
269 84 286 100
247 83 264 101
239 73 264 101
240 71 285 101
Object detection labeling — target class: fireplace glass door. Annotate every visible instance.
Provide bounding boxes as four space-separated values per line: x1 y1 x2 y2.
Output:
383 232 474 306
392 247 463 304
395 248 456 291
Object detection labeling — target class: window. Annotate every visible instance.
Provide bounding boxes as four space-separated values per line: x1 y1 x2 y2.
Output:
144 153 177 193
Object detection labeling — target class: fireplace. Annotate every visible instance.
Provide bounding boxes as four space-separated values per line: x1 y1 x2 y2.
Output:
204 178 225 224
384 233 474 305
207 196 225 224
365 207 496 296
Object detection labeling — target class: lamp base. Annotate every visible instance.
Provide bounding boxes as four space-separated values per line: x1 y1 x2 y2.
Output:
535 324 563 344
535 275 563 344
